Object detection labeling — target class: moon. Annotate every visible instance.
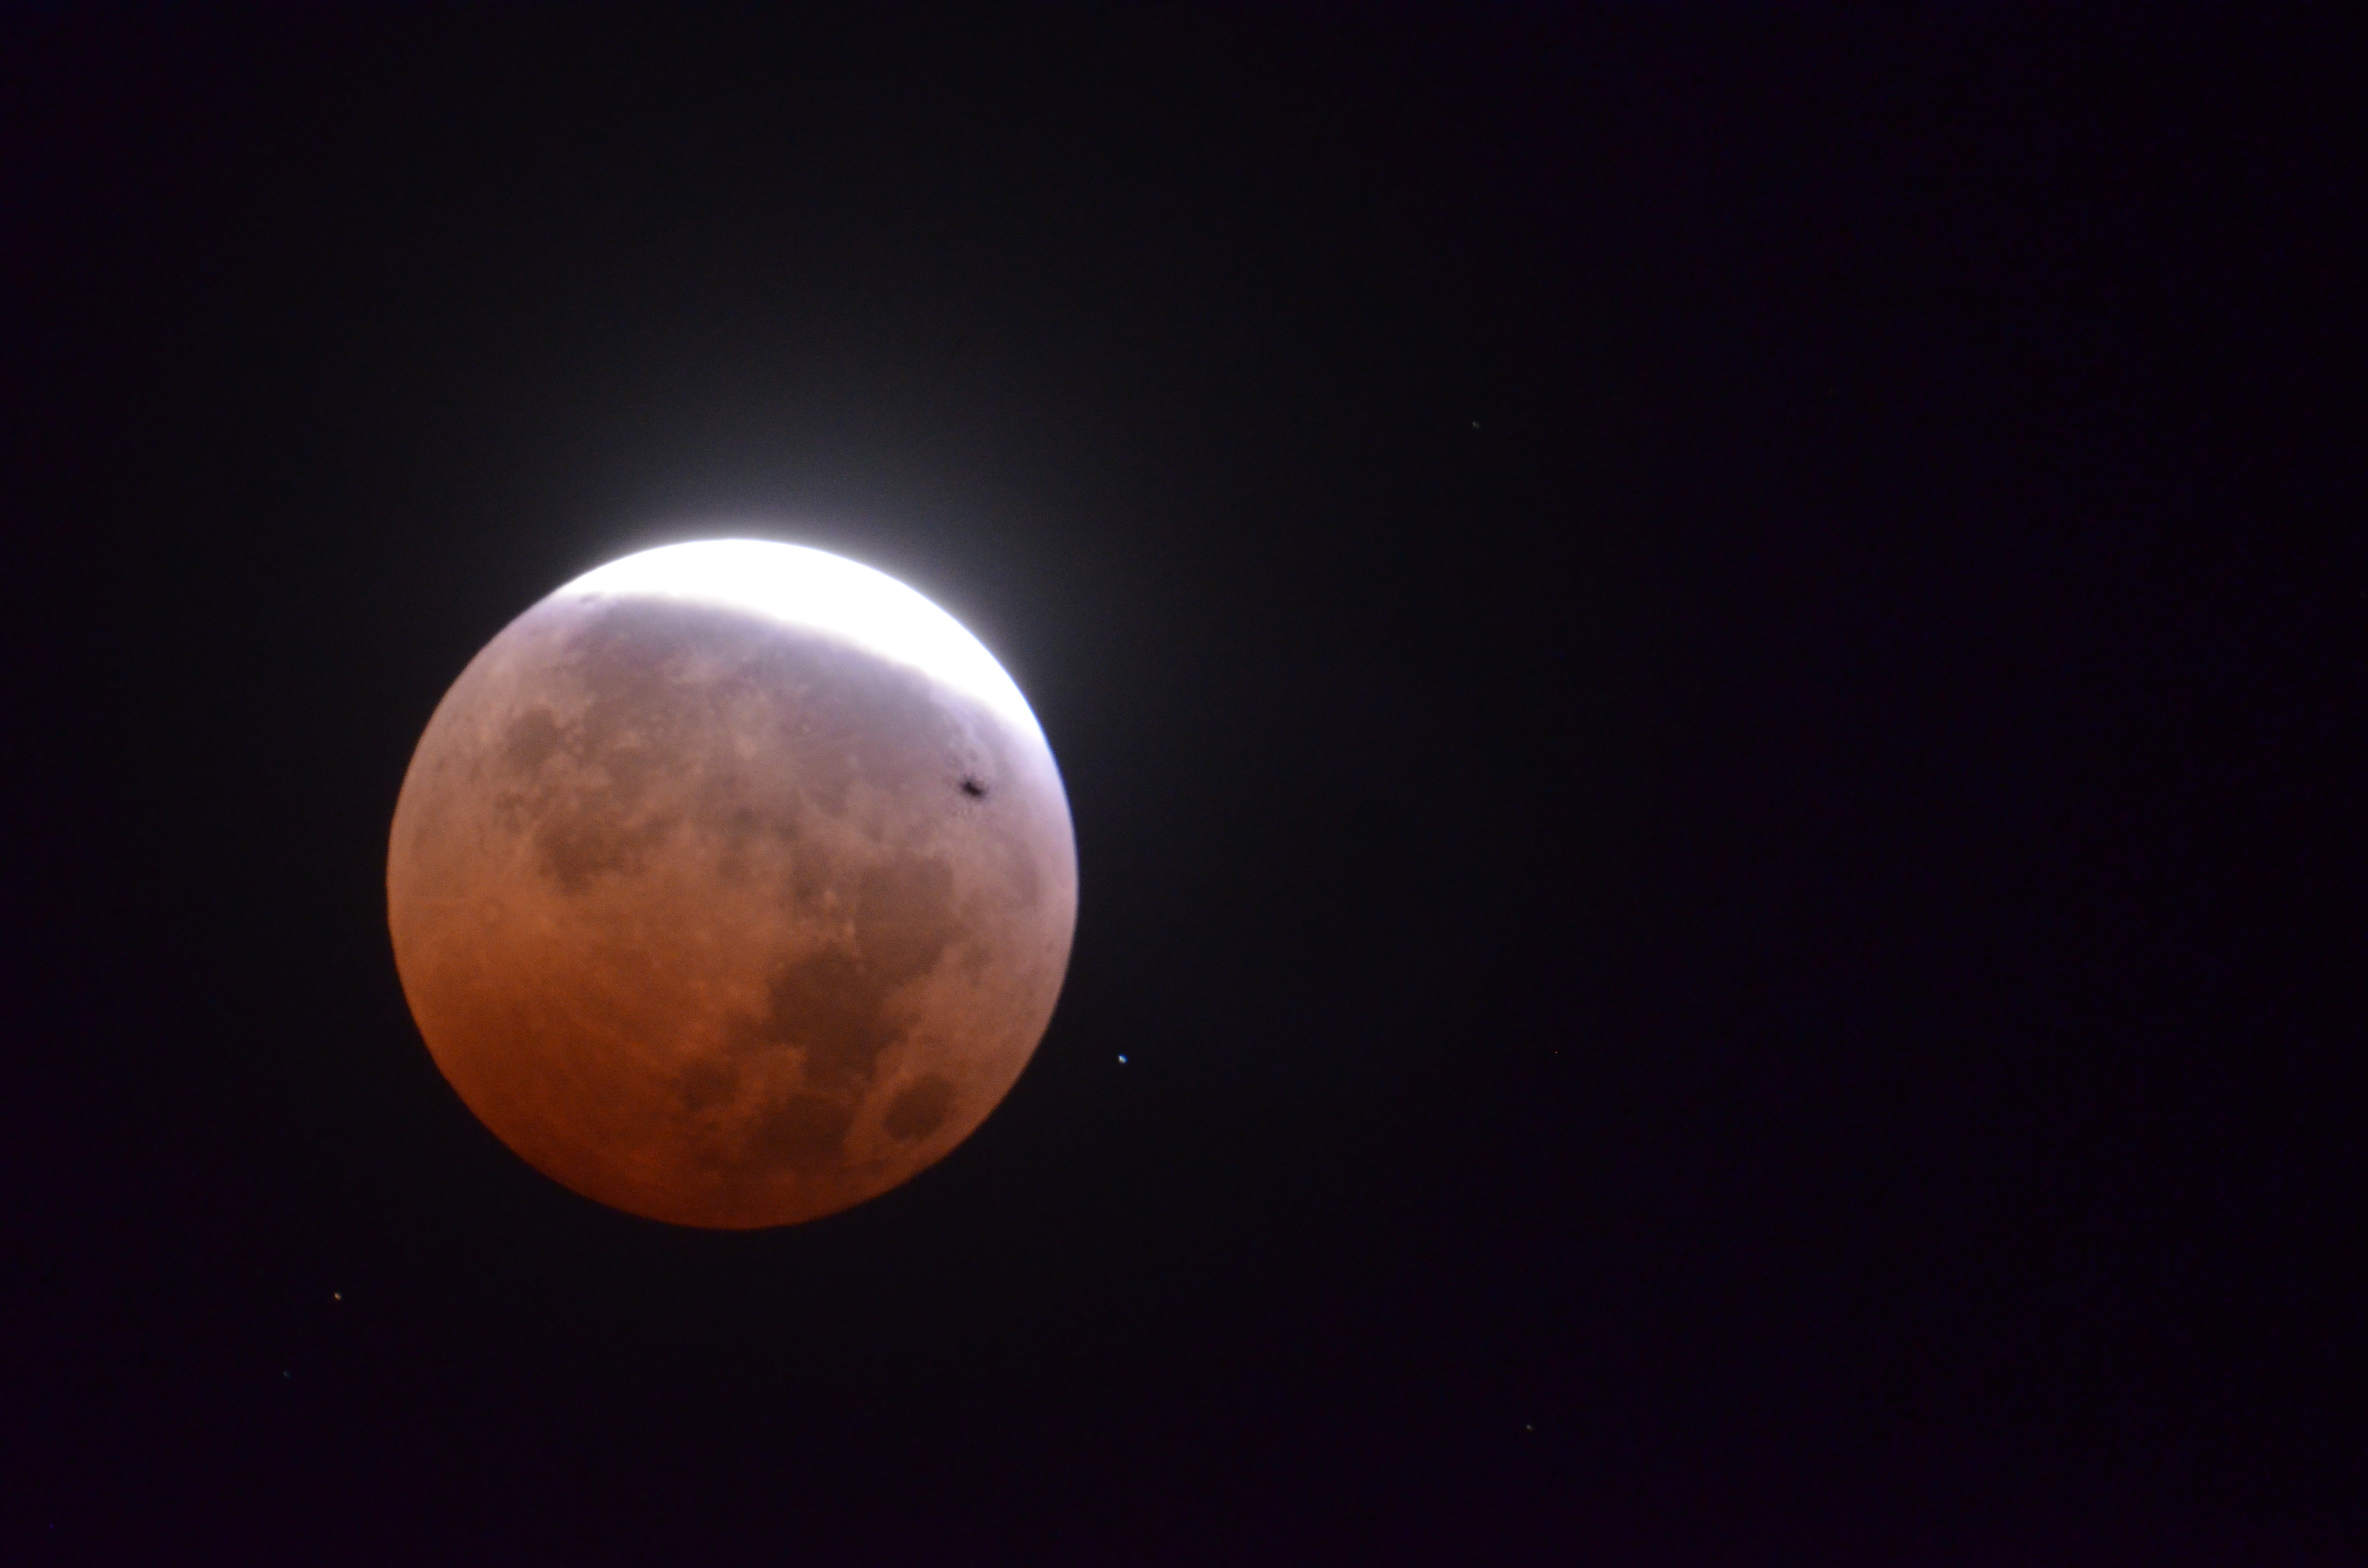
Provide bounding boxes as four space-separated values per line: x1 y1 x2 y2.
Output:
386 539 1078 1228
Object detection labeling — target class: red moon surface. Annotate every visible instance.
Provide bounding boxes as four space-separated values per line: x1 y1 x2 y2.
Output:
386 540 1078 1228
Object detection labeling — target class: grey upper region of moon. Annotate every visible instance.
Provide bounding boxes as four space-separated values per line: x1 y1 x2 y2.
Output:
386 539 1078 1228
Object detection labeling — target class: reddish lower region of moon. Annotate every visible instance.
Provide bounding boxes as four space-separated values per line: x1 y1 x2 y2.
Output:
386 542 1078 1228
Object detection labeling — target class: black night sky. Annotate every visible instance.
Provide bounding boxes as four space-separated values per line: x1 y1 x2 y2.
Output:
5 8 2358 1562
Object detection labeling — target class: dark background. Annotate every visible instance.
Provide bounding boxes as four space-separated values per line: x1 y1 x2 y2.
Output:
4 6 2358 1562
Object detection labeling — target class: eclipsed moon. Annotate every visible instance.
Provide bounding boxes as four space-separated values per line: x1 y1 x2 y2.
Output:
386 539 1078 1228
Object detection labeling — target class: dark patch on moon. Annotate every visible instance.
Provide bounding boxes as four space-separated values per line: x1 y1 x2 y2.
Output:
675 1058 740 1113
882 1075 958 1141
534 808 676 894
502 706 566 772
743 947 896 1094
716 849 962 1167
751 1092 856 1172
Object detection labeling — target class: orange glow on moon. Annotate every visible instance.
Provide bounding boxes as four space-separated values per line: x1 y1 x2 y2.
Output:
386 540 1078 1228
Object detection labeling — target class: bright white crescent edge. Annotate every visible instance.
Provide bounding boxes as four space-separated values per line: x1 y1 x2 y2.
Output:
555 539 1043 736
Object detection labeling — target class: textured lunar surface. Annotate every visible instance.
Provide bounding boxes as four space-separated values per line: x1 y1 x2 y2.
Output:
387 545 1077 1228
